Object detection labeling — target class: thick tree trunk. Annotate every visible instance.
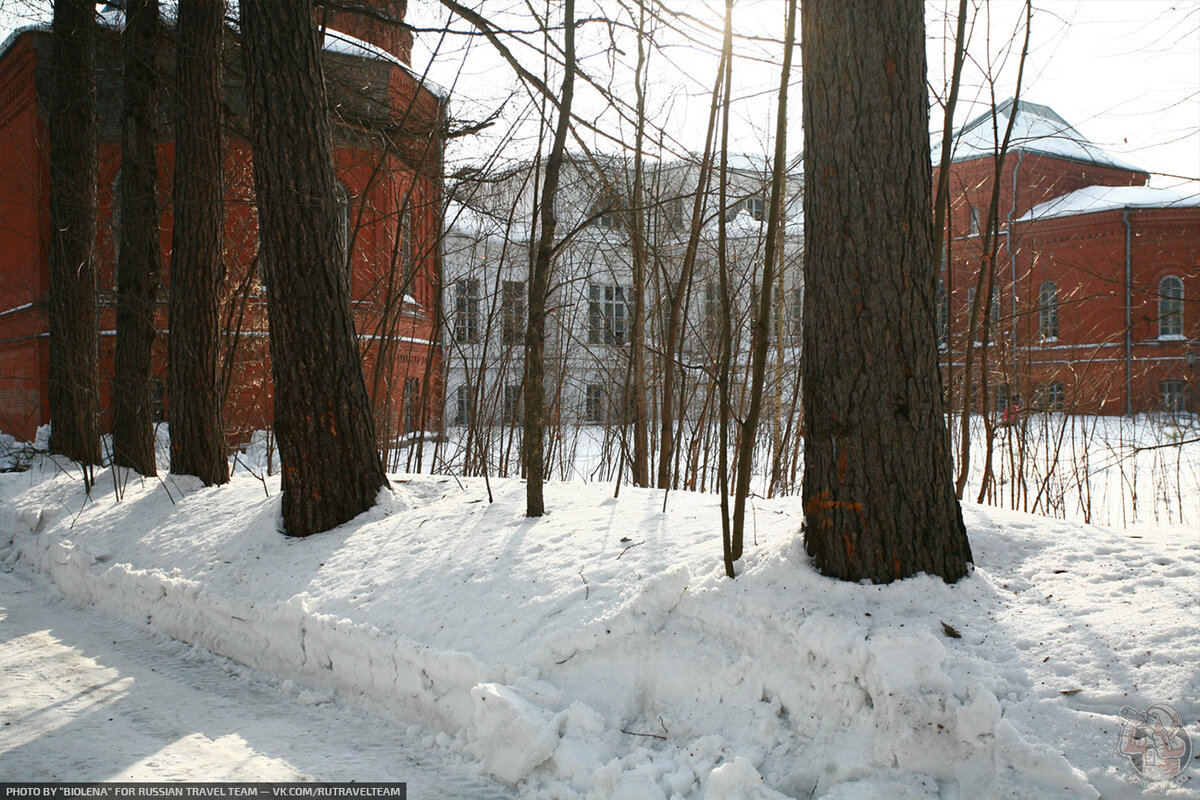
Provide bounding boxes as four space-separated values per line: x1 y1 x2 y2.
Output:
801 0 972 583
241 0 387 535
169 0 228 485
113 0 161 476
523 0 575 517
47 0 101 466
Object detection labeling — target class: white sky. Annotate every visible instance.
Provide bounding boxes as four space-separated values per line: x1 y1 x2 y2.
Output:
1 1 1195 186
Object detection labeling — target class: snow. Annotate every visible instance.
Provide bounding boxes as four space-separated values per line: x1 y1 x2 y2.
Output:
322 27 450 101
1 454 1197 797
0 569 515 794
942 99 1145 173
1016 184 1200 222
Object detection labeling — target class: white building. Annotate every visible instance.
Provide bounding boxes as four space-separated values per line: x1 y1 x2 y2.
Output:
440 152 803 477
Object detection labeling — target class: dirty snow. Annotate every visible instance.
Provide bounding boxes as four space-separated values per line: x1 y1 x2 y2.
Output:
0 452 1196 798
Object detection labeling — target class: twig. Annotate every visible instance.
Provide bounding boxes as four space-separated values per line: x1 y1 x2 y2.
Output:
154 472 177 505
620 716 668 740
578 568 589 599
617 540 645 559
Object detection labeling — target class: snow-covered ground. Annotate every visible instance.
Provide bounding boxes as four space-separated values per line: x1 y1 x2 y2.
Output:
1 455 1197 798
0 568 514 795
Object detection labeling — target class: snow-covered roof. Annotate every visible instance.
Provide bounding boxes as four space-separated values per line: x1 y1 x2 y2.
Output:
1016 184 1200 222
941 98 1144 173
322 27 449 101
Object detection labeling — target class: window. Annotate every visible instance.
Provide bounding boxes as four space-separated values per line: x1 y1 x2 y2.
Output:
1159 276 1184 339
454 278 480 344
454 384 472 425
504 383 523 421
969 207 980 236
593 197 622 230
1160 380 1188 414
588 284 628 345
745 197 765 221
502 281 526 345
400 202 414 287
1040 381 1065 412
936 279 948 347
967 286 1000 335
1038 281 1058 340
403 377 420 432
585 384 604 423
664 199 685 230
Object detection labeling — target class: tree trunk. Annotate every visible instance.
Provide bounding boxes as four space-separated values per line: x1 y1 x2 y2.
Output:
800 0 972 583
523 0 576 517
241 0 387 534
169 0 228 485
113 0 161 476
626 0 650 488
715 0 735 578
47 0 101 466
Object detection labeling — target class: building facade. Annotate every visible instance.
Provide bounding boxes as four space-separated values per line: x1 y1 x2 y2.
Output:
0 5 445 451
440 153 804 479
937 99 1199 417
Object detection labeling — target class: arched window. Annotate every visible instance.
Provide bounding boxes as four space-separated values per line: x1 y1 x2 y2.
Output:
1038 281 1058 340
1159 276 1184 338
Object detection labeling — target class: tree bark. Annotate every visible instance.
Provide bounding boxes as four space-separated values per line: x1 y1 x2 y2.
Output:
801 0 972 583
241 0 387 534
169 0 228 485
523 0 576 517
113 0 161 476
47 0 101 466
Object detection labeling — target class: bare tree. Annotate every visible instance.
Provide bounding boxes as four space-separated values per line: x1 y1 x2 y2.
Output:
112 0 161 476
240 0 387 534
169 0 228 485
47 0 101 467
730 0 796 564
800 0 972 582
521 0 576 517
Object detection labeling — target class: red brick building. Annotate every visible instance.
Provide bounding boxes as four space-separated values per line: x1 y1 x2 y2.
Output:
0 4 444 449
937 99 1199 416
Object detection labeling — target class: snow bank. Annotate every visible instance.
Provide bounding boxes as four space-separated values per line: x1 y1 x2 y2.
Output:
1 464 1196 798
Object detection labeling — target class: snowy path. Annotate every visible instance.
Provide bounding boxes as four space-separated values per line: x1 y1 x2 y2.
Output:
0 568 515 797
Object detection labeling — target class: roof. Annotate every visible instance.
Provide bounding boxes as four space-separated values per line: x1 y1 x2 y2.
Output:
941 98 1145 173
323 27 449 101
0 13 448 102
1016 184 1200 222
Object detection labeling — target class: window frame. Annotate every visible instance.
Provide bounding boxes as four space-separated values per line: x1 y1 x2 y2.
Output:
588 283 629 346
1038 280 1059 341
502 280 526 346
585 383 604 423
453 278 481 344
1160 379 1188 414
1158 275 1184 339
